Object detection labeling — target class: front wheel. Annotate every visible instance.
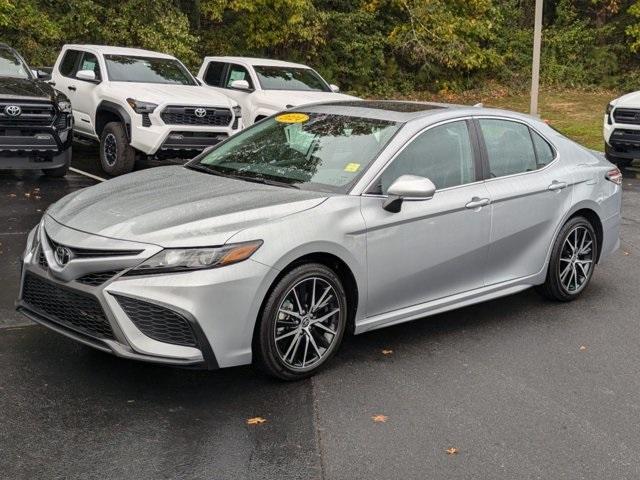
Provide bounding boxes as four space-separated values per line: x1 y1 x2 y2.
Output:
99 122 135 176
254 263 348 380
537 216 597 302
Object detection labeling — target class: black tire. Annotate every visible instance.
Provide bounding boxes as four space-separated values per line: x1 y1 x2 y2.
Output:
536 216 598 302
254 263 348 381
42 147 71 177
99 122 135 176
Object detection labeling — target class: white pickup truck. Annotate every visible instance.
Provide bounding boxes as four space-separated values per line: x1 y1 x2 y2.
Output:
196 57 356 126
51 45 242 175
604 93 640 169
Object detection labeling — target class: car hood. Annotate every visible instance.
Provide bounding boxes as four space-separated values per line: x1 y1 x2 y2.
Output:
47 166 328 247
254 90 358 109
0 77 57 101
106 82 236 108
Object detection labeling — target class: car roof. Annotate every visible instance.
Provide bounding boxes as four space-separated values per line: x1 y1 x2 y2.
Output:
297 100 544 125
203 56 310 69
62 44 176 59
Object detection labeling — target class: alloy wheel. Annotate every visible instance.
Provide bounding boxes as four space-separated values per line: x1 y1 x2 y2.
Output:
559 225 594 294
274 277 343 371
103 133 118 167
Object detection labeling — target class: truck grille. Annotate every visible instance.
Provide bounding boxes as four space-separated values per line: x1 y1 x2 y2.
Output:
115 295 197 347
613 108 640 125
161 106 232 126
0 100 55 126
21 272 114 340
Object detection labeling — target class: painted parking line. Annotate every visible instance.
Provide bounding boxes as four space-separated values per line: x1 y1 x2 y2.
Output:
69 167 107 182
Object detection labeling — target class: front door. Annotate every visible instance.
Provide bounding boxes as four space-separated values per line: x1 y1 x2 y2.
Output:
362 120 492 317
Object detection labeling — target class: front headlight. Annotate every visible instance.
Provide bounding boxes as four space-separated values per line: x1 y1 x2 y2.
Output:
232 105 242 118
127 240 263 275
126 98 158 114
57 99 72 113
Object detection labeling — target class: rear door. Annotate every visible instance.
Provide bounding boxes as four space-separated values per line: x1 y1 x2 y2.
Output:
476 117 573 285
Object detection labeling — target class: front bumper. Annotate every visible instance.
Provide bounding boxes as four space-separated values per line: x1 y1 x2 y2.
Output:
17 217 272 369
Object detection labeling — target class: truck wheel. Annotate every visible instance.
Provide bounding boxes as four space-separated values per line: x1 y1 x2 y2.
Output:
42 147 71 177
100 122 135 176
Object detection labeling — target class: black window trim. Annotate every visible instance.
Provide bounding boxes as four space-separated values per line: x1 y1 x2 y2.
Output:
362 116 485 197
472 115 559 183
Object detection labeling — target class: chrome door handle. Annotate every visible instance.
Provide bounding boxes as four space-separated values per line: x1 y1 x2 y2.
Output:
548 181 567 191
465 197 491 209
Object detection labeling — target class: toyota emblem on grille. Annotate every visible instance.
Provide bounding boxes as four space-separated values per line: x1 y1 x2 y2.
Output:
194 107 207 118
54 246 72 266
4 105 21 116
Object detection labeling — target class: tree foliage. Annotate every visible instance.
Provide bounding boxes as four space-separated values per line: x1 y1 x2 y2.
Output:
1 0 640 93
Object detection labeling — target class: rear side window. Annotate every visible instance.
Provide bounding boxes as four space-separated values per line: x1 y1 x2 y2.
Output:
78 52 101 81
479 119 537 177
204 61 225 87
59 50 81 77
531 130 555 167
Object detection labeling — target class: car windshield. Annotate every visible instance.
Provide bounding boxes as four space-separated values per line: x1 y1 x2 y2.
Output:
0 48 31 79
254 66 330 92
104 55 196 85
190 112 401 192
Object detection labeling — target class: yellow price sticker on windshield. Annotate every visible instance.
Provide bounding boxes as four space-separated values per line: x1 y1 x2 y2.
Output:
344 163 361 173
275 113 309 123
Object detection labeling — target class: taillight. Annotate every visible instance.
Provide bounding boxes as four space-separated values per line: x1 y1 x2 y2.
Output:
606 167 623 185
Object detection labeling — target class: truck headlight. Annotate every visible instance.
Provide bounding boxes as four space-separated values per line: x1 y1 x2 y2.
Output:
126 240 263 275
57 100 72 113
126 98 158 114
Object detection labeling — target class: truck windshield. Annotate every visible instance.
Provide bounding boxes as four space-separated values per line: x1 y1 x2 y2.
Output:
189 112 401 193
0 48 31 79
254 66 330 92
104 55 196 85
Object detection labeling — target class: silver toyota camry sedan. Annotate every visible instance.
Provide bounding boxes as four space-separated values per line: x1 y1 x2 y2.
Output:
18 101 622 380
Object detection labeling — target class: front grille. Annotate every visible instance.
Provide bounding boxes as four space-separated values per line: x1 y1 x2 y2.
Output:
161 106 232 126
0 100 55 126
613 108 640 125
610 129 640 150
54 114 69 130
22 272 114 340
115 295 197 347
46 233 142 258
76 270 121 287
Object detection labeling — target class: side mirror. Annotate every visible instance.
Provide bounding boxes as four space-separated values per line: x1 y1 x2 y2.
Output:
76 69 96 82
32 69 51 80
329 84 340 93
383 175 436 213
230 79 251 90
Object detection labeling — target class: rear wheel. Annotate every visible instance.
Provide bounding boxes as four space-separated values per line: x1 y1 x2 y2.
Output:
537 216 597 301
254 263 348 380
99 122 135 176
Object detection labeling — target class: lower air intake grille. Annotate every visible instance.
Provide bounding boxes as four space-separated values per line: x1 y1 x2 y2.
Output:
37 249 48 270
115 295 197 347
22 272 114 339
76 270 121 286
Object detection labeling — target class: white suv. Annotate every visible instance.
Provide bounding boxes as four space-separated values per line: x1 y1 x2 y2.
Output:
196 57 356 126
604 93 640 169
51 45 242 175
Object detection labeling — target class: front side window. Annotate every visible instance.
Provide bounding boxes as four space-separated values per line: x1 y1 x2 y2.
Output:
0 48 30 79
254 66 330 92
191 113 401 192
59 50 82 77
225 64 253 89
375 120 476 194
104 55 196 85
204 61 225 87
78 52 101 81
479 119 537 177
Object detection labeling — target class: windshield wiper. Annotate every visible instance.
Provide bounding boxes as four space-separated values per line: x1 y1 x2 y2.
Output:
186 164 299 189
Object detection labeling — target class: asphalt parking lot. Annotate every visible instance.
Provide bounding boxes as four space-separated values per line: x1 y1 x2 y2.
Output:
2 149 640 480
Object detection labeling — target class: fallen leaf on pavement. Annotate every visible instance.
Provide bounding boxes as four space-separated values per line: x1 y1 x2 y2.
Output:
445 447 459 455
381 349 393 355
623 251 630 256
371 414 388 423
579 345 587 351
246 416 267 425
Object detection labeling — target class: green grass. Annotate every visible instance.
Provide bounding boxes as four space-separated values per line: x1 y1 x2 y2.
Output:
401 89 617 151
